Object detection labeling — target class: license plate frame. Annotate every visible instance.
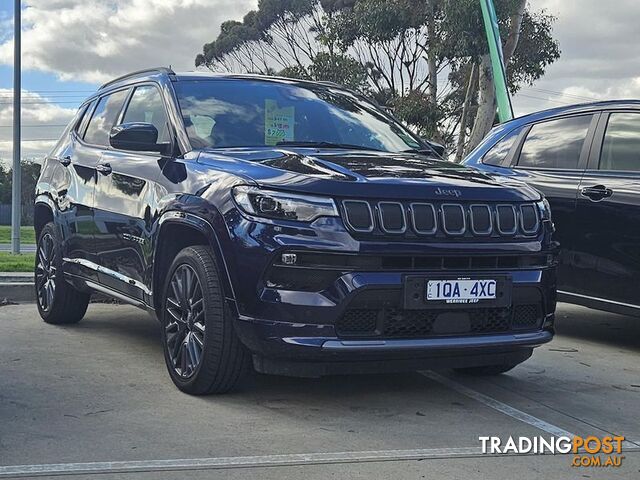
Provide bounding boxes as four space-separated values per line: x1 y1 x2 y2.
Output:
403 274 512 309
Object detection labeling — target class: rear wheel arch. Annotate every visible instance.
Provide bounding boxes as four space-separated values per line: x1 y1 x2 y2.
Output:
34 201 55 239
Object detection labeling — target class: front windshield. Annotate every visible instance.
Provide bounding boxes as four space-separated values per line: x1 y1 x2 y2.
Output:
173 79 424 152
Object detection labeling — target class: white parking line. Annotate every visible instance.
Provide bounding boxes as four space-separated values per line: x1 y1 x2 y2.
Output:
420 371 575 438
0 447 483 478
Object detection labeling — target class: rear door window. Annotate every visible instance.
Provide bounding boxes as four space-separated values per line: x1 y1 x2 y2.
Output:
517 115 592 169
599 112 640 171
83 89 129 147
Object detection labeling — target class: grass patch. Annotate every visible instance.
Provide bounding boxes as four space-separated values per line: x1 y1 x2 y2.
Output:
0 252 35 272
0 226 36 244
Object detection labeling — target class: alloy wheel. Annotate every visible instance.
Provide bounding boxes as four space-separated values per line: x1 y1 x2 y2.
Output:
36 233 57 312
164 264 206 378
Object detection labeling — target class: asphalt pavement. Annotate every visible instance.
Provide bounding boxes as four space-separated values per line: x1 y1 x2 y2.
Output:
0 302 638 479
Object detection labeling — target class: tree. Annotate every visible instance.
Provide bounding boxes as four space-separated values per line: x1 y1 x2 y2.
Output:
0 161 41 224
195 0 560 157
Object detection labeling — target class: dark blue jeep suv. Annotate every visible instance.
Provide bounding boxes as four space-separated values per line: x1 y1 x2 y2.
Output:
35 68 557 394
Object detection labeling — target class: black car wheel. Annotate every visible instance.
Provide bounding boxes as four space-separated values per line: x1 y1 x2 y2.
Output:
161 246 249 394
35 222 90 324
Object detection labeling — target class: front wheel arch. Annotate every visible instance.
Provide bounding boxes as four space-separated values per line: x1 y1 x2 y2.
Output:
152 215 235 313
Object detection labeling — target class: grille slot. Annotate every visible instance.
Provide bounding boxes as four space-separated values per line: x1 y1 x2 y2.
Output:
342 200 373 232
377 202 406 233
410 203 437 234
469 204 492 235
520 204 539 234
496 205 517 235
441 204 466 235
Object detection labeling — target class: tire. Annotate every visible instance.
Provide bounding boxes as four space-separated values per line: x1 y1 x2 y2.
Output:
454 363 520 376
35 222 90 324
160 245 249 395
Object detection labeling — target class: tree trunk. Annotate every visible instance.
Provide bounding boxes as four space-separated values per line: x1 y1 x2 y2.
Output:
466 55 495 154
454 62 478 163
426 11 438 106
503 0 527 66
465 0 526 154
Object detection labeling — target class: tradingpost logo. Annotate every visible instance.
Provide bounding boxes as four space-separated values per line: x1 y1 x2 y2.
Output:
479 435 625 468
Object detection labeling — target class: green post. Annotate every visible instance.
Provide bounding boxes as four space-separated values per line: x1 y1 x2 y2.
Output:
480 0 513 122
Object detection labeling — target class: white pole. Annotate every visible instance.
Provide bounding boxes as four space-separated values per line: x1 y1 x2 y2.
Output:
11 0 21 254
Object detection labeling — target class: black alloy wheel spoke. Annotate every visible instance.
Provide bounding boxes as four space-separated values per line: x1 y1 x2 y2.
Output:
37 233 56 312
165 264 206 379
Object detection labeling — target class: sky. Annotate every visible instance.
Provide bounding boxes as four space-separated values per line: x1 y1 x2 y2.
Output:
1 0 640 165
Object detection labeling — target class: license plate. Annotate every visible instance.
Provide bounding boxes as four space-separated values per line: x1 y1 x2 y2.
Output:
426 279 497 303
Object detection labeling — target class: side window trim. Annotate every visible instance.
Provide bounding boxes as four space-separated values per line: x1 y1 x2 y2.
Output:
117 81 176 157
78 86 132 149
512 113 599 171
504 126 529 167
588 110 640 172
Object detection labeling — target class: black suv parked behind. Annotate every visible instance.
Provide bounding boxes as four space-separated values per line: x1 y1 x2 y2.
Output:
35 68 557 394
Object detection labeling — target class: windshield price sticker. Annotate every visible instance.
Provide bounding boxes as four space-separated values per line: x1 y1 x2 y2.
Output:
265 99 295 145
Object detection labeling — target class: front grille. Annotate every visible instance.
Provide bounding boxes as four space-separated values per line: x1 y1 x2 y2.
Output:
336 307 516 338
272 251 552 272
335 287 544 339
340 200 540 240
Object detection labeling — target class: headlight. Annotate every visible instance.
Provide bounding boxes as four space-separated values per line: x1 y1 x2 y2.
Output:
536 198 552 221
232 186 338 222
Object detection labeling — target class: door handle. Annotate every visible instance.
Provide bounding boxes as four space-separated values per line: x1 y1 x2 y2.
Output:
580 185 613 201
96 163 112 175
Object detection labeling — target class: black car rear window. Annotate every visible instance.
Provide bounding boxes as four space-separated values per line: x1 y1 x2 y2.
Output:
517 115 592 169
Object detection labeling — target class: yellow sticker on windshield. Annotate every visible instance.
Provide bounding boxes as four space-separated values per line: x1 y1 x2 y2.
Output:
265 99 294 146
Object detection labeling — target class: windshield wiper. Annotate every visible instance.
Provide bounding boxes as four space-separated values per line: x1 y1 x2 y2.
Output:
275 141 383 152
401 148 438 156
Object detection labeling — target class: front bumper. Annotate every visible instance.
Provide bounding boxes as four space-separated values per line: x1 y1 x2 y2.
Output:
224 214 557 375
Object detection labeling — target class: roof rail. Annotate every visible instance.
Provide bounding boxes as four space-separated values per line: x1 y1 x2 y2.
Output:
99 67 175 90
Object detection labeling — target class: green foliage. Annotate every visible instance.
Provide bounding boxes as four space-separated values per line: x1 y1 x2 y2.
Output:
307 52 369 89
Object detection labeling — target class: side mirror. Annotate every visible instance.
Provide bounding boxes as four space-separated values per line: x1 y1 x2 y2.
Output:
109 122 161 152
423 139 445 157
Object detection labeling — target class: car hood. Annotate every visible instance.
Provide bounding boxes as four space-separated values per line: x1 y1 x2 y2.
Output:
196 147 541 202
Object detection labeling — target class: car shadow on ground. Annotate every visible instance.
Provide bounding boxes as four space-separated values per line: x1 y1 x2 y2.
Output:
554 303 640 351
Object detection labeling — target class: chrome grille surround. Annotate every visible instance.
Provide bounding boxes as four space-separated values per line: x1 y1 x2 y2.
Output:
340 200 540 239
495 204 518 236
377 201 407 234
440 203 466 236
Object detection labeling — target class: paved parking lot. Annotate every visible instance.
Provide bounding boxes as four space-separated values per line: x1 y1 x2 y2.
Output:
1 302 639 479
